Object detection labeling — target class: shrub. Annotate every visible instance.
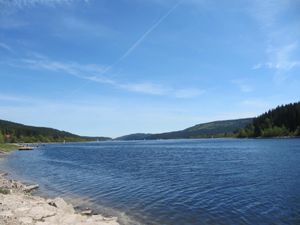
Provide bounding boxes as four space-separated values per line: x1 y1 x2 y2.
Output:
0 188 10 195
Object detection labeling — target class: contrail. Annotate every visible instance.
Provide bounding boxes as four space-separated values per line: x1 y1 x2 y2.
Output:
66 1 182 96
118 1 182 62
97 0 182 74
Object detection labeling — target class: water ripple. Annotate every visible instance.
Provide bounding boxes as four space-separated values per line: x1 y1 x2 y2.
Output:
1 139 300 225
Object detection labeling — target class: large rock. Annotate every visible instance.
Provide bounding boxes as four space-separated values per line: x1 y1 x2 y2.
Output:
48 197 75 214
0 173 120 225
23 184 39 192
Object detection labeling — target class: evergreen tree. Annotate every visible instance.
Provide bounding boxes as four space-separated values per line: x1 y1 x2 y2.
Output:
0 132 4 143
238 101 300 138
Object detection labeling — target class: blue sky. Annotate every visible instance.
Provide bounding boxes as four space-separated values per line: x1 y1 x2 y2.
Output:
0 0 300 137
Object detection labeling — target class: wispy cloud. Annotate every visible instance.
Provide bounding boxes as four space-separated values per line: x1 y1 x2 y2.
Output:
250 0 300 83
0 93 26 102
0 42 13 53
51 0 182 94
0 0 88 8
254 43 300 70
267 43 299 71
232 79 253 93
253 42 300 82
19 57 106 77
0 0 89 15
9 54 204 98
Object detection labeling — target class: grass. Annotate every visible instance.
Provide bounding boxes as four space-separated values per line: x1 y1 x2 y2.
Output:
0 187 10 195
0 143 18 153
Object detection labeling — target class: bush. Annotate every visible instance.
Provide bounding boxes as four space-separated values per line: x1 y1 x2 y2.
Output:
0 188 10 195
0 132 4 143
237 129 248 138
262 126 289 137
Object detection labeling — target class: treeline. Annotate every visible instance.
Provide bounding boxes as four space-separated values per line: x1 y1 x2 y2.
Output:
0 119 110 143
237 102 300 138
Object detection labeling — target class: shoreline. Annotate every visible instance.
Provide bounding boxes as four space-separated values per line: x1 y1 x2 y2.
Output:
0 150 120 225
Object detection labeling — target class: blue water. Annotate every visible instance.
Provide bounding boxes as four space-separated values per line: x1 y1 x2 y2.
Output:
1 139 300 225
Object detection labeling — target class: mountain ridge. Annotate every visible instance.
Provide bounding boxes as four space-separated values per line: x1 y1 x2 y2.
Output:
0 119 110 143
116 118 253 140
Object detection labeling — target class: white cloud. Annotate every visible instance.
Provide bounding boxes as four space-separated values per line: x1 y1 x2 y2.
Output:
250 0 300 83
265 43 300 71
253 42 300 83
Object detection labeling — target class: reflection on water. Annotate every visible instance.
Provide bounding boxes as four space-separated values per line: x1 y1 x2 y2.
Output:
1 139 300 225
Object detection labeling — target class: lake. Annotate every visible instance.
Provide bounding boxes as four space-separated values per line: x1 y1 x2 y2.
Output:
1 139 300 225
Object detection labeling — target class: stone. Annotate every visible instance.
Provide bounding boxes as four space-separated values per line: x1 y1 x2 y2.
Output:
81 209 93 215
0 210 13 217
18 217 33 224
27 206 56 220
52 198 75 214
23 184 39 192
0 172 120 225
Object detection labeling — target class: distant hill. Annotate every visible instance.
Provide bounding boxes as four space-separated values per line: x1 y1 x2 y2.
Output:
147 118 253 139
115 118 253 140
238 102 300 138
0 119 111 143
115 133 152 141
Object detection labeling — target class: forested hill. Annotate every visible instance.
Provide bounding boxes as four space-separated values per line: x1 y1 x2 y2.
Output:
147 118 253 139
115 133 152 141
238 102 300 138
116 118 253 140
0 119 111 143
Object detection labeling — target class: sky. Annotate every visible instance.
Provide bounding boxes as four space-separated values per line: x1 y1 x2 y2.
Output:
0 0 300 138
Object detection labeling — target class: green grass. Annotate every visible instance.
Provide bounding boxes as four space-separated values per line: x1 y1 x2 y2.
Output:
0 143 18 153
0 188 10 195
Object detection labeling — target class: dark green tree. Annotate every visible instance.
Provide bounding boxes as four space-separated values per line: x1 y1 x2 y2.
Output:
237 101 300 138
0 132 4 143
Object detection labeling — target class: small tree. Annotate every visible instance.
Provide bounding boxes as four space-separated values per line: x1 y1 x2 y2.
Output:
0 132 4 143
237 129 247 138
254 125 262 137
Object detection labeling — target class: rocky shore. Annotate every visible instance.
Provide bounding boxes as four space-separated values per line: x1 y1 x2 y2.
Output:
0 172 119 225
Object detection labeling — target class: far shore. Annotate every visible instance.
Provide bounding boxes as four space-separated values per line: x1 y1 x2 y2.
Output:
1 135 299 152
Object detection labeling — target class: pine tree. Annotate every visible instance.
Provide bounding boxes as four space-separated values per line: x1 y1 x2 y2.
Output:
238 101 300 138
0 132 4 143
